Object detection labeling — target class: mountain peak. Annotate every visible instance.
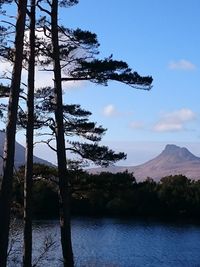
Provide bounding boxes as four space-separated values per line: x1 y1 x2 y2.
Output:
88 144 200 181
160 144 198 162
164 144 180 152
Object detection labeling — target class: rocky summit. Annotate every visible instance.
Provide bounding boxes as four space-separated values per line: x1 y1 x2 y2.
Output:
89 144 200 182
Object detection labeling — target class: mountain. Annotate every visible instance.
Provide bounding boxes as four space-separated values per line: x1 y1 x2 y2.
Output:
88 144 200 181
0 131 53 174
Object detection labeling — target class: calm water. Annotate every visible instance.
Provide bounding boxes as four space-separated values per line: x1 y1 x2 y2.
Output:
8 217 200 267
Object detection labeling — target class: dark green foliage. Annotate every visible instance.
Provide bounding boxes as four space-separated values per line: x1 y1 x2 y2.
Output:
131 178 160 216
69 57 153 90
106 198 131 215
12 178 59 219
59 0 79 8
73 28 99 46
32 180 59 218
36 26 99 67
72 172 200 219
12 164 59 219
16 163 58 183
10 167 200 219
70 170 135 216
35 8 153 90
0 84 10 96
69 142 126 167
27 88 127 167
158 175 193 216
71 173 200 219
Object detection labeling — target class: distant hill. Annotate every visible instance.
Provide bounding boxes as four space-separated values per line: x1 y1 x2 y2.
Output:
0 131 53 174
88 144 200 181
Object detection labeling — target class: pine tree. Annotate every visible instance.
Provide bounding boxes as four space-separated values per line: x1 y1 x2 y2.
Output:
0 0 153 265
0 0 28 266
36 1 152 265
33 88 127 167
23 0 36 266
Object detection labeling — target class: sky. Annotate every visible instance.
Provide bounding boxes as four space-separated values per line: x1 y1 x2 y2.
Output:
1 0 200 166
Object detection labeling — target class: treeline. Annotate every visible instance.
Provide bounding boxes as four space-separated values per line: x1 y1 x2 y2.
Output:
11 164 200 220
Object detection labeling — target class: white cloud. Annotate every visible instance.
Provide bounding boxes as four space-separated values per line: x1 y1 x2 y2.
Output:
103 104 118 117
0 30 85 91
0 60 12 76
169 59 196 70
34 68 53 88
154 122 182 132
153 108 196 132
0 57 84 91
102 105 133 118
62 80 86 91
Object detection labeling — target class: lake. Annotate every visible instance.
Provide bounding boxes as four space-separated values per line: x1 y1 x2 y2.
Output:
8 217 200 267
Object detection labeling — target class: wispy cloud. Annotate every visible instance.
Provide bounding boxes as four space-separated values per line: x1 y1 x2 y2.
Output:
130 121 144 130
0 59 84 90
102 104 133 118
0 30 85 91
153 108 196 132
169 59 196 71
35 68 84 90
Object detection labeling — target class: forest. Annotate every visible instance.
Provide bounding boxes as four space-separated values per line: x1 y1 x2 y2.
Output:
10 165 200 220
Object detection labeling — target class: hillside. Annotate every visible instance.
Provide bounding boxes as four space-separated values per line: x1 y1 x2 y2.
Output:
88 144 200 181
0 131 53 174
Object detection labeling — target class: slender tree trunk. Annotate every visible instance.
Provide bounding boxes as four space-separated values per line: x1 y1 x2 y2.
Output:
23 0 35 266
51 0 74 266
0 0 27 266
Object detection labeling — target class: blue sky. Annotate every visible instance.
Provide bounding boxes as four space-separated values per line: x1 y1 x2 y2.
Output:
2 0 200 166
58 0 200 165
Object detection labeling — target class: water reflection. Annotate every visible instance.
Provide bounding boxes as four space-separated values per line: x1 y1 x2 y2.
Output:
8 218 200 267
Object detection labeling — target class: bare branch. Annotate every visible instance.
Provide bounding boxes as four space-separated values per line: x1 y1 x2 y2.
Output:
36 1 51 15
34 139 57 152
32 235 57 267
0 20 16 28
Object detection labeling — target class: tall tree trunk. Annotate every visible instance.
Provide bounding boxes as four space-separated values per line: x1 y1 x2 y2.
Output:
51 0 74 266
0 0 27 266
23 0 35 266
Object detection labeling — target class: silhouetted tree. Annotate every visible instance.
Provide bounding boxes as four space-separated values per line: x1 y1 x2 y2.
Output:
23 0 36 266
32 89 126 166
0 0 153 265
36 0 153 265
0 1 28 266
